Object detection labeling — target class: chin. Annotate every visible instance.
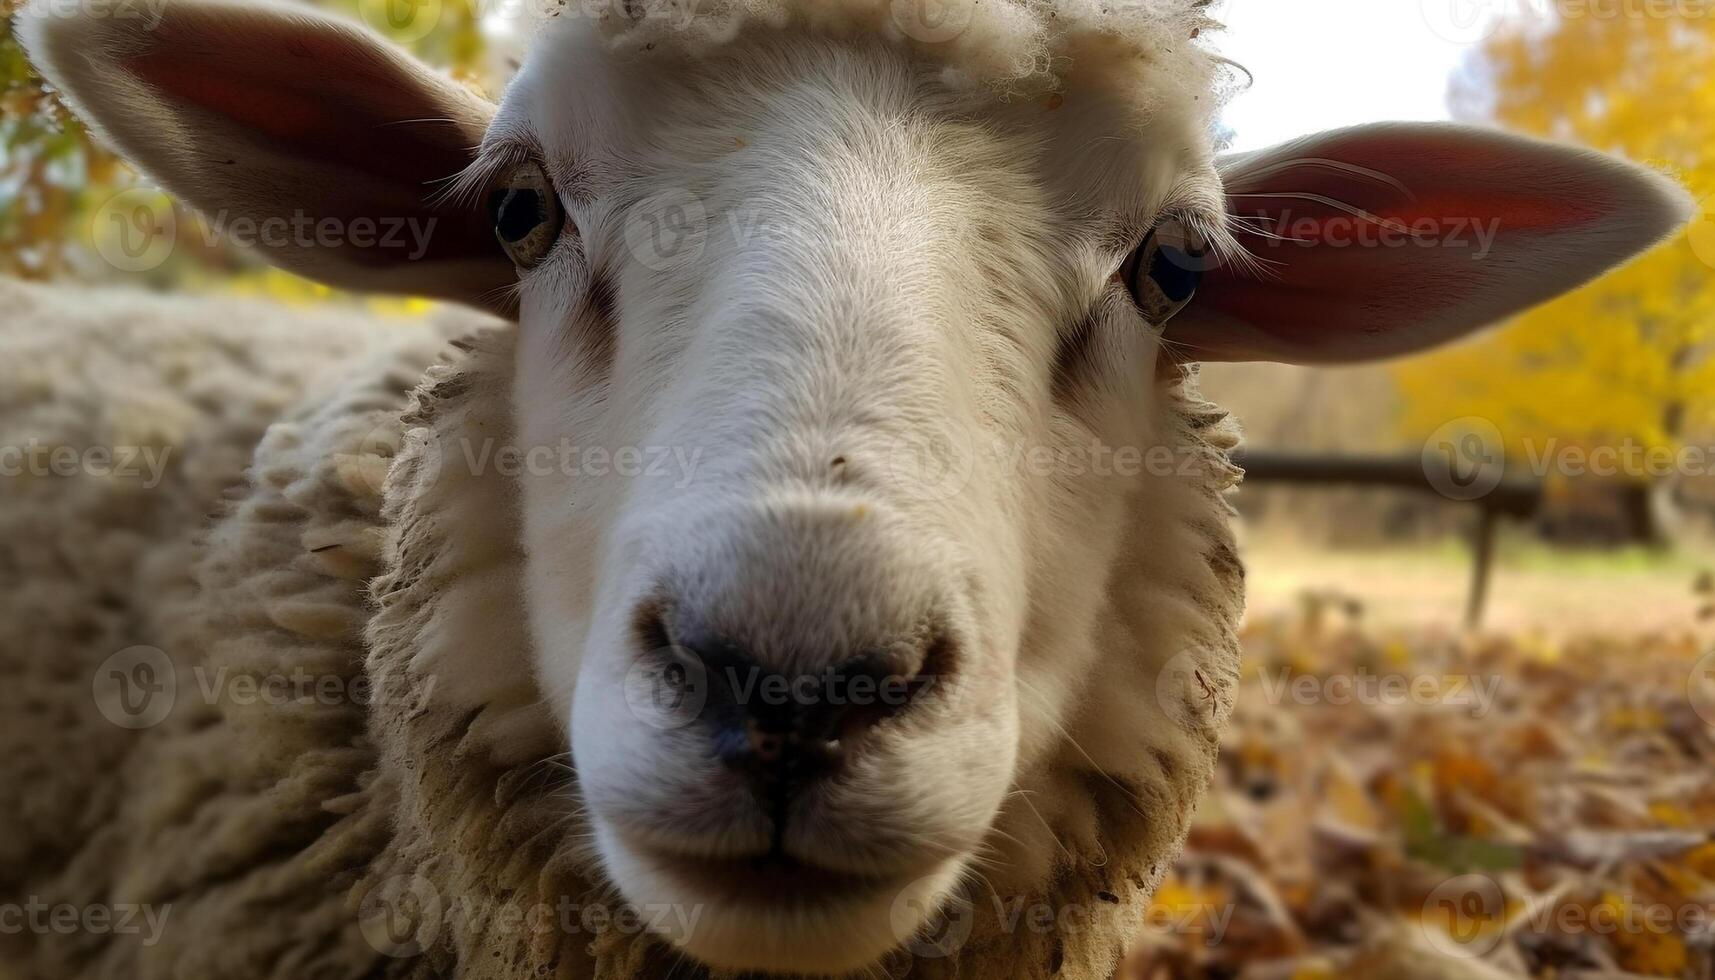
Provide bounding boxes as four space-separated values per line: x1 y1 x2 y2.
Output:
594 819 968 975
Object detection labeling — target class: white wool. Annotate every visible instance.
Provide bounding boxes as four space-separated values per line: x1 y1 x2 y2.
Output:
0 276 491 977
584 0 1232 99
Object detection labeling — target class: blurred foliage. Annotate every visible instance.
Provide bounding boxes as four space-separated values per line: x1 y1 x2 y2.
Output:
0 0 500 294
0 0 112 279
1127 608 1715 979
1396 14 1715 460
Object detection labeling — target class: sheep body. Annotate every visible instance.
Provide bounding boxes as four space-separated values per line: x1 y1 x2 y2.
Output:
0 276 470 976
5 5 1247 977
1 274 1243 979
7 0 1689 972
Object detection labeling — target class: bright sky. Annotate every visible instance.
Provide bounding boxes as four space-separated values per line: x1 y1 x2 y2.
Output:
480 0 1500 154
1216 0 1501 152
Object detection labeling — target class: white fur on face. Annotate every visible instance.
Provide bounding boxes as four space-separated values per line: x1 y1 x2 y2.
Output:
493 22 1227 974
19 0 1690 972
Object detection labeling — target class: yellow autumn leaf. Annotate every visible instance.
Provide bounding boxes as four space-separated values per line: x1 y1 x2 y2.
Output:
1682 842 1715 879
1603 893 1690 976
1319 759 1383 833
1395 14 1715 503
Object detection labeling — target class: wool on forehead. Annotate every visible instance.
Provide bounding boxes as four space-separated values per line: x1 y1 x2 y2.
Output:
536 0 1234 104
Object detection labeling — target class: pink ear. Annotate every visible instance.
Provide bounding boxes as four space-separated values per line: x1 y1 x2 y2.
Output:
1163 123 1692 364
19 0 514 311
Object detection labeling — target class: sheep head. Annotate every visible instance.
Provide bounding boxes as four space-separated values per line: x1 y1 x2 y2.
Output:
21 0 1691 974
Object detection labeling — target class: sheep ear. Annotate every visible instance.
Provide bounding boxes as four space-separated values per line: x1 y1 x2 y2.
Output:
19 0 514 312
1163 123 1693 364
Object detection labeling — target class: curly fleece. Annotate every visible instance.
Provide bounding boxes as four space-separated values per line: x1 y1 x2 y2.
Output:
1 272 1243 978
593 0 1231 103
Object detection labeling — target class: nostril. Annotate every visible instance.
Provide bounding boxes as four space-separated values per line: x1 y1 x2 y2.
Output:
806 648 927 740
736 639 951 780
631 601 957 789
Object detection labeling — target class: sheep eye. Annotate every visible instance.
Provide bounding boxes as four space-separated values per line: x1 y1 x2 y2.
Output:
1124 216 1209 324
487 161 562 269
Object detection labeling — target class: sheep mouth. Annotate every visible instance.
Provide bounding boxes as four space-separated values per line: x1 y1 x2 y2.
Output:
605 828 967 973
639 846 900 906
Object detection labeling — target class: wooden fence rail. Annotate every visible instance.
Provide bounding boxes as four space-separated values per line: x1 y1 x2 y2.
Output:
1231 450 1545 628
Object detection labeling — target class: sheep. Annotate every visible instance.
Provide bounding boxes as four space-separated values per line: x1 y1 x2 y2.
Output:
0 276 491 972
7 0 1691 976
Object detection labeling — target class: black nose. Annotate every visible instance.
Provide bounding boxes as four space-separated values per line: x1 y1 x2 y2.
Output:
673 633 939 796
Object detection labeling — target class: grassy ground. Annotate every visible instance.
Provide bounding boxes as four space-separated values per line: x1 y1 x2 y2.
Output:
1243 534 1711 636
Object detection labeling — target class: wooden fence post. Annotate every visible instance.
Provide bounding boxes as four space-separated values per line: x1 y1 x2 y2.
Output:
1231 450 1542 630
1466 508 1500 629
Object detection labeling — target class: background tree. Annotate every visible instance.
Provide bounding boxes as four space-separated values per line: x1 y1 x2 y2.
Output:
0 0 498 293
1394 11 1715 544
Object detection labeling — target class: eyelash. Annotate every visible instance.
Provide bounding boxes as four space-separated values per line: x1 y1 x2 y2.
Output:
1121 212 1209 324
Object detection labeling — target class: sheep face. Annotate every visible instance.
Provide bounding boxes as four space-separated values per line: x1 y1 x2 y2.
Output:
21 0 1693 974
491 27 1227 972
